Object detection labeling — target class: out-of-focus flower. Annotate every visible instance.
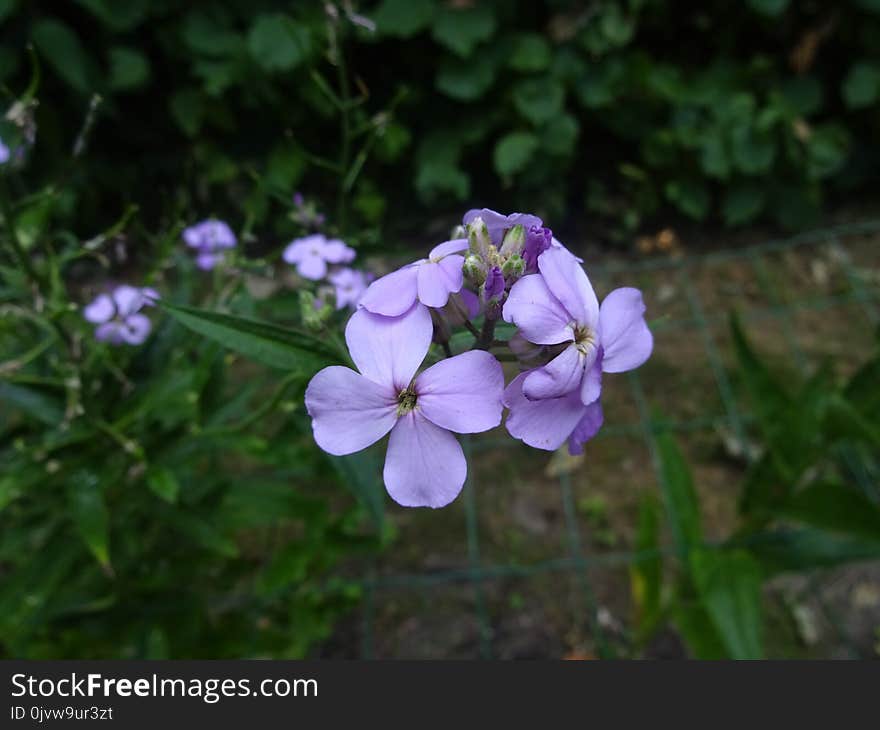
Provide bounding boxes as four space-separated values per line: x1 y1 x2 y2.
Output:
504 246 652 405
183 219 237 271
305 304 503 508
328 267 371 309
83 285 158 346
360 239 468 316
0 138 9 165
283 234 355 281
290 192 326 228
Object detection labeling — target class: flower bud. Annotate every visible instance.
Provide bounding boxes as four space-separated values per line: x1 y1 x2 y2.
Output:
450 224 466 240
482 266 505 302
499 224 526 257
300 289 332 330
501 253 526 280
467 216 491 259
463 253 487 286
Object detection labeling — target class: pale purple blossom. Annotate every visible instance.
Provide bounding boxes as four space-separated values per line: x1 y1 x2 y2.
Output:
283 234 355 281
360 239 468 316
503 246 652 406
183 219 237 271
0 138 9 165
328 267 371 310
305 304 504 508
83 285 158 346
523 226 552 272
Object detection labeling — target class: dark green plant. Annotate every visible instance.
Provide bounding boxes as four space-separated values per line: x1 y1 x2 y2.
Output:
630 317 880 658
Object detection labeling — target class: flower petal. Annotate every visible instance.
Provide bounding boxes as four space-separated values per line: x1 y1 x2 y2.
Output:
537 246 598 328
502 273 574 345
503 372 588 451
83 294 114 324
429 238 468 260
113 285 146 318
360 265 420 317
568 400 604 455
417 255 463 308
305 366 397 456
580 350 603 405
196 252 222 270
283 235 323 264
599 287 654 373
383 413 466 508
345 303 432 391
522 344 585 400
95 321 125 344
296 253 327 281
119 313 152 345
462 209 542 245
415 350 504 433
322 239 356 263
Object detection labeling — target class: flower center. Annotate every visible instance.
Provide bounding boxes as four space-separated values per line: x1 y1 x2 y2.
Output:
396 387 418 415
574 325 597 355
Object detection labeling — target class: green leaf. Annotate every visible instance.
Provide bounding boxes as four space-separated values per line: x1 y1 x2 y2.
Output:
75 0 150 31
842 63 880 109
664 179 710 220
159 301 341 374
331 450 385 529
247 14 311 72
146 467 180 504
509 34 551 72
67 470 110 569
747 0 789 15
431 5 495 57
108 46 150 91
722 183 765 226
743 527 880 574
806 124 849 180
373 0 435 38
780 76 823 116
0 381 63 425
654 427 702 558
731 125 776 174
169 89 204 137
31 19 92 93
673 600 729 659
493 132 539 179
690 548 764 659
513 78 565 126
783 481 880 542
541 114 579 157
436 55 495 101
630 494 663 637
845 352 880 420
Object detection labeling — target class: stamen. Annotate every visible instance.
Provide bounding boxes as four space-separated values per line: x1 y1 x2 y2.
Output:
396 388 418 415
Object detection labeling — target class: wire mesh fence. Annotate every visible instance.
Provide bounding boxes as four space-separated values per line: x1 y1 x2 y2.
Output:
348 220 880 659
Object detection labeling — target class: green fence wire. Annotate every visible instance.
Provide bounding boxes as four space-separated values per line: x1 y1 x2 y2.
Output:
354 220 880 659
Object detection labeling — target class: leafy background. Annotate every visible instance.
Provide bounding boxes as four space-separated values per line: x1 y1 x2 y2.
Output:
1 0 879 244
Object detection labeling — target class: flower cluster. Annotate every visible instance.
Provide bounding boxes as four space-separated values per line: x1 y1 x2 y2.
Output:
283 232 372 313
305 208 654 509
83 285 159 346
183 219 237 271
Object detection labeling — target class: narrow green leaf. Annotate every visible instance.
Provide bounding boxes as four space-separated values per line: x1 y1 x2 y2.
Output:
145 467 180 504
783 481 880 542
67 470 111 569
690 548 764 659
743 527 880 574
159 301 341 373
0 381 64 425
654 427 702 558
630 494 663 637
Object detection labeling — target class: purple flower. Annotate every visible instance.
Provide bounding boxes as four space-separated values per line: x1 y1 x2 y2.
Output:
0 138 9 165
305 304 504 508
503 372 604 454
463 208 543 247
328 267 371 310
359 238 468 316
183 219 237 271
483 266 505 302
83 285 158 346
283 234 355 281
503 246 652 406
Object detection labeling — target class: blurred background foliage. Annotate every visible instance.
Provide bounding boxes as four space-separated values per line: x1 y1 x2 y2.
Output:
1 0 879 245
